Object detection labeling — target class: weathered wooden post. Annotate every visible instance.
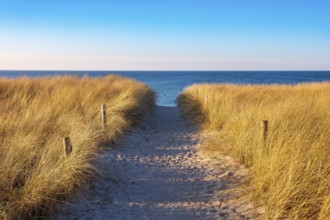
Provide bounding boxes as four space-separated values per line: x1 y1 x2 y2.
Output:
63 137 72 157
261 120 268 142
101 104 107 128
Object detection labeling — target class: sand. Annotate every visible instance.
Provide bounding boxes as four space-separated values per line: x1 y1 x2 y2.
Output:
55 106 255 220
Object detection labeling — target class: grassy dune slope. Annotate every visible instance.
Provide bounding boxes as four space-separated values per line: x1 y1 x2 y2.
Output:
177 83 330 219
0 75 155 219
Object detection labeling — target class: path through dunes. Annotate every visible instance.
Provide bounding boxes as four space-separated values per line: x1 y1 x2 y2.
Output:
56 106 255 219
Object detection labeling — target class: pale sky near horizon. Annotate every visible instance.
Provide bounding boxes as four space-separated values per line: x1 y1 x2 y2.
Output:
0 0 329 70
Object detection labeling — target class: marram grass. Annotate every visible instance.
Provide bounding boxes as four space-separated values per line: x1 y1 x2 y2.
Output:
177 82 330 219
0 75 155 219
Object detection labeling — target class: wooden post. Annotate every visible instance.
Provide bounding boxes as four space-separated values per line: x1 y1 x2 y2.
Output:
63 137 72 157
261 120 268 142
101 104 107 128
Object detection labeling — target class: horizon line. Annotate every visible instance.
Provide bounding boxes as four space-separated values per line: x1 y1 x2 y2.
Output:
1 69 330 72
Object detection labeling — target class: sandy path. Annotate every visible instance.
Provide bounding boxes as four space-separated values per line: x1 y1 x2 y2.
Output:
56 106 255 220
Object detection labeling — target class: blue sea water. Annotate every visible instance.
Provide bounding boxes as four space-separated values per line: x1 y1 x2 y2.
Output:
1 71 330 106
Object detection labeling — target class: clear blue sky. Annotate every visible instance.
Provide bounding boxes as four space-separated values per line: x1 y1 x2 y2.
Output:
0 0 329 70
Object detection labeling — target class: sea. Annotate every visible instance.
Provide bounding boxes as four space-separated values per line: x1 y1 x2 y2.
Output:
1 71 330 106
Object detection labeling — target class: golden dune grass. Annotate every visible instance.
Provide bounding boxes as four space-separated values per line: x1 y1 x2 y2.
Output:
177 82 330 219
0 75 155 219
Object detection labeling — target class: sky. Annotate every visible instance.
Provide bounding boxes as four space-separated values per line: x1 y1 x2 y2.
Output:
0 0 329 70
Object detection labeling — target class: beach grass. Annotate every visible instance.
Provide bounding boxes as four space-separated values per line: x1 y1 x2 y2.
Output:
0 75 155 219
177 82 330 219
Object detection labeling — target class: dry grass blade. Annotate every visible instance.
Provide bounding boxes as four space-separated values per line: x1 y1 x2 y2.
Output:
0 75 155 219
177 82 330 219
